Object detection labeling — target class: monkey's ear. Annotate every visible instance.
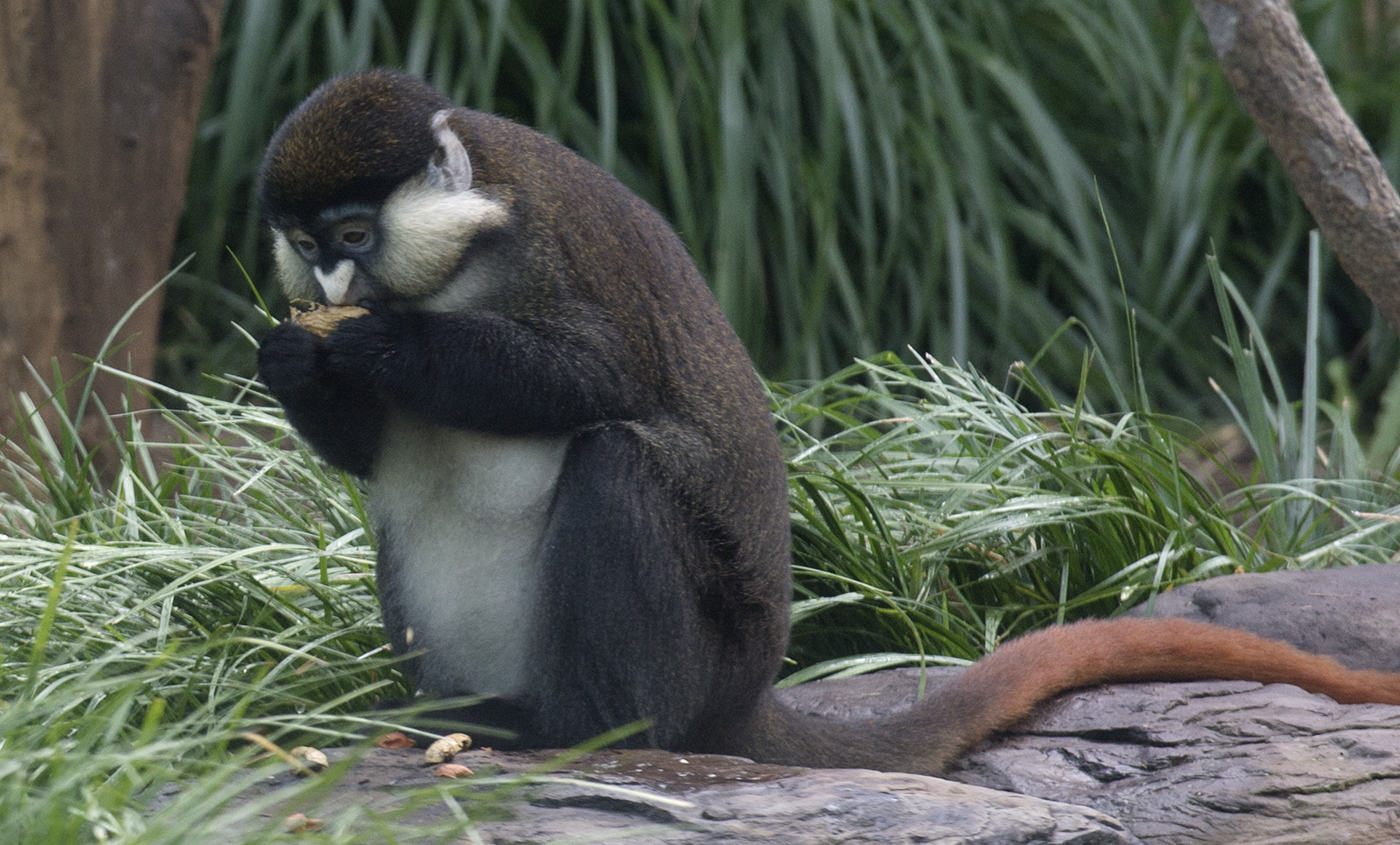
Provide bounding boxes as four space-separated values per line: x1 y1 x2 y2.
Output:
427 110 473 192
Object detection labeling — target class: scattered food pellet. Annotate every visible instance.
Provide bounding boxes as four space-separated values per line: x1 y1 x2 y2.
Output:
433 763 474 778
424 732 472 764
373 731 416 749
284 813 324 833
288 746 329 775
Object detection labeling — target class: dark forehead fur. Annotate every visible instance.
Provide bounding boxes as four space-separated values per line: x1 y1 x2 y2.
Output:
259 69 451 223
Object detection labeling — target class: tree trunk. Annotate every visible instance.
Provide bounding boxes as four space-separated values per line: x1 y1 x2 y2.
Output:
0 0 224 452
1192 0 1400 332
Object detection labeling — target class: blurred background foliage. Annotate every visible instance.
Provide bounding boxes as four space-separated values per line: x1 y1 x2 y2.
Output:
168 0 1400 431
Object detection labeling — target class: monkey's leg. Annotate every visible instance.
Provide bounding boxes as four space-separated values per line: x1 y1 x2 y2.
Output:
370 424 729 751
523 424 725 750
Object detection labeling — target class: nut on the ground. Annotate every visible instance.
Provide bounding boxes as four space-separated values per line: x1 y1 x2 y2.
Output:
433 762 474 778
424 732 471 764
289 746 329 775
284 812 324 833
289 303 370 338
373 731 416 749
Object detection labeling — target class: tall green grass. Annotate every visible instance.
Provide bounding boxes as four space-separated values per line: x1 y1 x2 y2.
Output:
18 1 1400 837
1 372 665 843
170 0 1400 425
780 235 1400 680
780 359 1400 680
0 373 408 842
7 237 1400 838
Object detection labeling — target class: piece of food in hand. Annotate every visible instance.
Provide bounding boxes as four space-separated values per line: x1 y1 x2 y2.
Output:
288 302 370 338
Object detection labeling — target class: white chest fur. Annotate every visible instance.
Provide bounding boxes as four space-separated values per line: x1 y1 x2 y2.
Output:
370 415 570 698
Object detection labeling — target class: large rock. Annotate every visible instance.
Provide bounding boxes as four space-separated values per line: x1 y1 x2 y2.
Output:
214 565 1400 843
229 746 1138 844
1125 565 1400 671
782 670 1400 844
777 564 1400 843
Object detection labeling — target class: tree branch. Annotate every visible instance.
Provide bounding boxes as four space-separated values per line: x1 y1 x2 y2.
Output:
1192 0 1400 331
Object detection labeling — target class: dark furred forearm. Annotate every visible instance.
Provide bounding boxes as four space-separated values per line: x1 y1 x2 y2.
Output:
257 320 387 477
320 306 642 435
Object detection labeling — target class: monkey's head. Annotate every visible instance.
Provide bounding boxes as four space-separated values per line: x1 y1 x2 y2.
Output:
258 69 508 306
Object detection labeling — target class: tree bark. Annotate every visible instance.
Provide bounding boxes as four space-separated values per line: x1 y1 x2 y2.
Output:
1192 0 1400 331
0 0 224 449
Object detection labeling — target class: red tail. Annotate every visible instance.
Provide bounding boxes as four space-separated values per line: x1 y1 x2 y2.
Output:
740 617 1400 775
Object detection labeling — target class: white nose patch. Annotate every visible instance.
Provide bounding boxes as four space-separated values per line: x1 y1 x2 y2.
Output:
314 260 356 305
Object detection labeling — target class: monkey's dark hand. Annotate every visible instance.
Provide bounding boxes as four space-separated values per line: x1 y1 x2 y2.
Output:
257 318 387 478
257 320 327 405
318 308 399 382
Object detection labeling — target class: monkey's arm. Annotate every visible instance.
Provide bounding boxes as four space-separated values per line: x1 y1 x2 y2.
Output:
318 306 642 435
257 321 388 477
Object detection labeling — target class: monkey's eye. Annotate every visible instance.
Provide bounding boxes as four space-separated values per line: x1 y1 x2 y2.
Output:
334 220 375 252
287 231 319 260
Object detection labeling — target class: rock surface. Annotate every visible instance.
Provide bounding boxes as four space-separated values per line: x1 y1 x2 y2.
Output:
228 746 1138 844
778 565 1400 844
785 670 1400 844
1126 565 1400 671
217 565 1400 844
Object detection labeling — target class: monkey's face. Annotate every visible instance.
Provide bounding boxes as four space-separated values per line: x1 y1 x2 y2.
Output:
260 71 509 309
268 144 510 309
271 205 379 306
